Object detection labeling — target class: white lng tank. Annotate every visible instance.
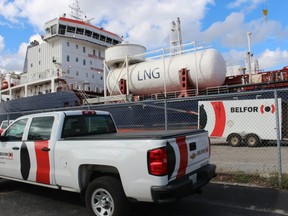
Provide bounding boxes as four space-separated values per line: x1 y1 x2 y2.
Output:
105 44 227 95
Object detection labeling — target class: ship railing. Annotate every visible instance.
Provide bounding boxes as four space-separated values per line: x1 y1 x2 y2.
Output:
135 86 229 101
85 94 133 104
204 86 229 95
124 41 211 62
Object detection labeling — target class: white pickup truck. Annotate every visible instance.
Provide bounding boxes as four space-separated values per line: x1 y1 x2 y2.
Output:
0 110 216 216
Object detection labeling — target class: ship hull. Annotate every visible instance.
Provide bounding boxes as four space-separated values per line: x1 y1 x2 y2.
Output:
0 91 80 121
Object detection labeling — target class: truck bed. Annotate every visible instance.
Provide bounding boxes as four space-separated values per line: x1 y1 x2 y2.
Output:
62 129 206 140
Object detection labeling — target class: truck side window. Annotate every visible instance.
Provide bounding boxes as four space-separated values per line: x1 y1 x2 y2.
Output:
3 119 28 141
28 117 54 141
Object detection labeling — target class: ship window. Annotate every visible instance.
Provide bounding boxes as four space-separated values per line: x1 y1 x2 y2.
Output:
93 49 96 55
39 61 41 65
76 44 79 49
113 40 120 45
58 24 66 35
100 35 106 42
90 60 92 65
67 42 70 46
39 48 41 52
76 57 79 62
98 51 101 57
83 47 86 53
31 63 33 67
51 24 57 35
76 71 79 76
76 27 84 35
85 29 92 37
45 27 50 34
83 59 86 65
67 55 70 62
106 37 112 44
67 26 76 33
92 74 95 78
92 32 100 39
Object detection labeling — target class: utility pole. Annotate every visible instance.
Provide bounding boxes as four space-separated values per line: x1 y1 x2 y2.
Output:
247 32 252 83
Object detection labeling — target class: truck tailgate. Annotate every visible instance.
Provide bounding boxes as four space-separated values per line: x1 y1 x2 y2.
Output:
166 130 210 182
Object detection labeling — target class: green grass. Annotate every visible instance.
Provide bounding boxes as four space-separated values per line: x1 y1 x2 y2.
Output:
212 173 288 190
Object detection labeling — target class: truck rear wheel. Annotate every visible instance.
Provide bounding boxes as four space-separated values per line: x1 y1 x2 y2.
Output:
245 134 260 147
85 176 130 216
227 133 242 147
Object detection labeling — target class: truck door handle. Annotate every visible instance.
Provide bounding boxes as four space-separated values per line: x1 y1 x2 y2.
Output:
41 147 50 152
12 147 20 150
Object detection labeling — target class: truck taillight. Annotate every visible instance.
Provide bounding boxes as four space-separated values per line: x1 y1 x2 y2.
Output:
82 110 96 115
148 147 168 176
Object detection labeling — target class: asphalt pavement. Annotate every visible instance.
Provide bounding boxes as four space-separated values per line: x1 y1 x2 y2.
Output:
0 179 288 216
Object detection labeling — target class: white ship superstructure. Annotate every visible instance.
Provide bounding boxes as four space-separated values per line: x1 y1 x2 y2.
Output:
0 3 122 102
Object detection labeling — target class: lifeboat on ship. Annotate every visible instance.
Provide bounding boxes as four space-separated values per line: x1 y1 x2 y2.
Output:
1 80 14 90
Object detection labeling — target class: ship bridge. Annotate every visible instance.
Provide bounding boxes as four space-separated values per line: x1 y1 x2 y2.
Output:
43 15 123 47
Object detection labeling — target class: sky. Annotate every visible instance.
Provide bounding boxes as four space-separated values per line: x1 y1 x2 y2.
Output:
0 0 287 74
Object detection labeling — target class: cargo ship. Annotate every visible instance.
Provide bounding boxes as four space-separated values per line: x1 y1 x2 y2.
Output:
1 1 288 125
0 1 123 117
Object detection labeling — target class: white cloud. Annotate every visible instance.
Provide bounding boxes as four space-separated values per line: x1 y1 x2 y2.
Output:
223 49 246 66
199 12 287 49
0 34 43 73
84 0 215 49
0 0 287 73
223 47 288 72
258 48 288 70
0 35 4 51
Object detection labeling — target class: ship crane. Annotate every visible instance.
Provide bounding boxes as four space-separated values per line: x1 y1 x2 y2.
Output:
262 0 268 22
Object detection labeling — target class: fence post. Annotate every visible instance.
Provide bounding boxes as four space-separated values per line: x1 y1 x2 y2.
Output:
164 98 168 130
274 89 282 188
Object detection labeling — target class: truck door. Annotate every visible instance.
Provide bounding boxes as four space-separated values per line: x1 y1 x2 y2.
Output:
25 116 55 185
0 118 28 179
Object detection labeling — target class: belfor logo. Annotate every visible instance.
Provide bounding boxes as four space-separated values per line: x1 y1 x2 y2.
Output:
260 104 275 114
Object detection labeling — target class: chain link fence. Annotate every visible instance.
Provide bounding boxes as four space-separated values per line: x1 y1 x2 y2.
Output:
1 88 288 185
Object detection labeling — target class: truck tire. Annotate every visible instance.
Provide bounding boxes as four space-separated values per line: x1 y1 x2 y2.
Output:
244 134 261 147
227 133 242 147
85 176 130 216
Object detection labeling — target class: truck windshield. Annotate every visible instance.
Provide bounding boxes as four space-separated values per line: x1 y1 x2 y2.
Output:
61 114 117 138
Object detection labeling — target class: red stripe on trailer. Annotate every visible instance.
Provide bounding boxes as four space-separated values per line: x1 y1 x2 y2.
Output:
176 136 188 178
260 105 265 114
34 140 50 184
210 102 226 137
271 104 275 114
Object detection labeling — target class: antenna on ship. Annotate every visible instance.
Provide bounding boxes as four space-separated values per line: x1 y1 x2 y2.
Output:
69 0 83 20
170 17 183 54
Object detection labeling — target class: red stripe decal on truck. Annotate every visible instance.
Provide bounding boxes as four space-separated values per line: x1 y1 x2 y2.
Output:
210 102 226 137
34 141 50 184
176 137 188 178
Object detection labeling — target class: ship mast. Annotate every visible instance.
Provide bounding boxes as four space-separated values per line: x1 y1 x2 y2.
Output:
170 17 183 54
69 0 83 20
